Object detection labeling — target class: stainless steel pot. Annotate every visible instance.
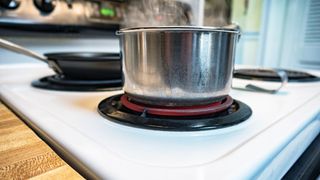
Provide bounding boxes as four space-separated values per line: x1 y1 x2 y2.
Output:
117 25 240 106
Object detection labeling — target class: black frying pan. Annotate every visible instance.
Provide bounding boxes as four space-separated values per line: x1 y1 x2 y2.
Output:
0 38 121 80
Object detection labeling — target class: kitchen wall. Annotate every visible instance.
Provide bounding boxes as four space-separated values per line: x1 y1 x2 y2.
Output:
230 0 264 65
203 0 264 66
261 0 320 70
230 0 320 70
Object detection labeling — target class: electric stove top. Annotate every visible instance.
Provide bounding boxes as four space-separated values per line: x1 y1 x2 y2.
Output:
0 64 319 179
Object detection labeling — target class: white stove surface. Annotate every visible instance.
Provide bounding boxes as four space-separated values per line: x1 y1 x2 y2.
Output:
0 64 320 179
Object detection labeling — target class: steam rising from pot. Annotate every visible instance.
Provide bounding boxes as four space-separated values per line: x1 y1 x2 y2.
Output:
204 0 231 26
122 0 191 27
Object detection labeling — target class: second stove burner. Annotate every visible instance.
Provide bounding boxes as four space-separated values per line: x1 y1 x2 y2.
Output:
234 69 320 82
32 75 122 91
98 94 252 131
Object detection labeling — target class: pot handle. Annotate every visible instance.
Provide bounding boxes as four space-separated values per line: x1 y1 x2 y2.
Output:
227 23 241 42
237 26 241 42
115 30 123 36
224 23 241 42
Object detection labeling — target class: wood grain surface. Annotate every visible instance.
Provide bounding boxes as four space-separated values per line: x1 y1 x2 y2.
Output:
0 102 84 180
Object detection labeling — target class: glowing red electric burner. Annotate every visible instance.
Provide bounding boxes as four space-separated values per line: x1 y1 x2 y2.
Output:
120 94 234 116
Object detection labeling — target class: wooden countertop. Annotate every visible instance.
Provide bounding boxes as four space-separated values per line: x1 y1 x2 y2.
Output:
0 102 84 179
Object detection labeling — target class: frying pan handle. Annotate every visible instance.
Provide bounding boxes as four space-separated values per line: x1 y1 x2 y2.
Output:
0 38 63 74
0 38 48 62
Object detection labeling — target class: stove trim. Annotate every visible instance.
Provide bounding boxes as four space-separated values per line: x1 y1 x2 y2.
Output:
98 94 252 131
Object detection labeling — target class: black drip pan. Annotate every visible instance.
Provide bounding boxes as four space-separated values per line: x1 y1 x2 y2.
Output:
32 75 122 91
98 94 252 131
234 69 320 82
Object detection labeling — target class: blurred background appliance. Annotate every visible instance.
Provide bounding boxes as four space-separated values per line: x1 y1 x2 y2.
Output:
0 0 124 32
1 0 319 70
0 0 125 64
0 0 202 64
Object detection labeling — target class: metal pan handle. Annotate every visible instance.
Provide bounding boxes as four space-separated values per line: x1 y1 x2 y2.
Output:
0 38 63 74
0 38 48 62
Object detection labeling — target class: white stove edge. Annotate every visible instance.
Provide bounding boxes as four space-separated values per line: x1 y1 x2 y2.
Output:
1 86 319 180
0 64 320 179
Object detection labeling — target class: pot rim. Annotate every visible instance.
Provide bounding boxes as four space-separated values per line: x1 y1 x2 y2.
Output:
117 24 240 34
